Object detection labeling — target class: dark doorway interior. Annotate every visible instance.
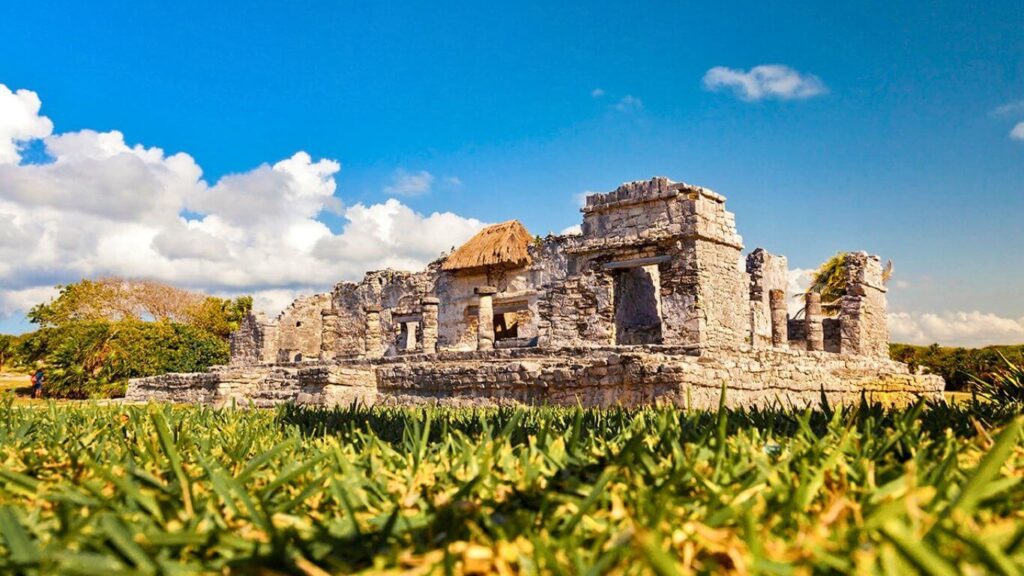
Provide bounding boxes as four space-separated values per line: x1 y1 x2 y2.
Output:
614 265 663 345
494 312 519 340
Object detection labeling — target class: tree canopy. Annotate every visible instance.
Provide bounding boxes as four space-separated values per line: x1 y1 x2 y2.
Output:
12 278 252 398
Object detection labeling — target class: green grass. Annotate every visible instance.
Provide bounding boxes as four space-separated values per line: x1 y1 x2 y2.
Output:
0 396 1022 574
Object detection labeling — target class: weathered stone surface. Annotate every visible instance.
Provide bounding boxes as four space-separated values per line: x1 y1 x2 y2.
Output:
127 175 942 407
125 346 943 409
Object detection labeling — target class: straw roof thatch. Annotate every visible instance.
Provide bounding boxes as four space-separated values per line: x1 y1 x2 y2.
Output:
442 220 533 271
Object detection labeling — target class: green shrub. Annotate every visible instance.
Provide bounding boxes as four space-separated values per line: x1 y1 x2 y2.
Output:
17 320 227 399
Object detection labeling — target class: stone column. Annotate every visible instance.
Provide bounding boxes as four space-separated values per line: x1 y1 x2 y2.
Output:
475 286 497 351
769 289 788 348
364 305 383 358
403 322 418 352
804 292 824 352
320 310 338 361
421 297 439 353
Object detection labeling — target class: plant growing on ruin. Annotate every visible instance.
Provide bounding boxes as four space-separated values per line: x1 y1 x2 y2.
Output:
801 253 893 316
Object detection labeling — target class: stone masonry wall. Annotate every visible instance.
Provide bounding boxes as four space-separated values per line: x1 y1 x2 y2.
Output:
273 293 331 362
746 249 789 348
325 268 435 358
229 313 264 364
128 346 944 410
839 252 889 357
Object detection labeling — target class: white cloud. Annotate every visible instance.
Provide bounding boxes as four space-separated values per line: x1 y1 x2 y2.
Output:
591 88 605 98
0 84 486 321
992 100 1024 116
560 224 582 236
0 85 54 164
383 169 434 196
703 65 827 101
1010 122 1024 141
613 95 643 112
786 267 815 315
888 311 1024 347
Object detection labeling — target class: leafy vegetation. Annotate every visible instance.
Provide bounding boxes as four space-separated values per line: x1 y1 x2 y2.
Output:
971 353 1024 403
0 397 1021 574
799 252 892 317
891 342 1024 391
9 278 251 399
0 334 15 372
15 320 228 398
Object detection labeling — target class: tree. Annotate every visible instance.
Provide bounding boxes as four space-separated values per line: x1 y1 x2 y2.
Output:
0 334 13 371
28 277 250 339
20 278 252 398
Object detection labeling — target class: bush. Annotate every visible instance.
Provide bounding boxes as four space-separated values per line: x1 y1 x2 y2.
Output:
17 320 227 399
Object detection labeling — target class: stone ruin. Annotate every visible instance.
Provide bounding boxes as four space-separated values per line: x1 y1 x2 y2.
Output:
126 177 944 408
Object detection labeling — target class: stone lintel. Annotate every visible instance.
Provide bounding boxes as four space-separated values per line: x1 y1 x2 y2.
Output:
364 305 382 313
602 255 672 270
392 314 422 324
421 297 440 306
474 286 499 296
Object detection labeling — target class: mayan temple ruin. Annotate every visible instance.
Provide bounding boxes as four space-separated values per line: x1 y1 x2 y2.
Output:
126 177 944 407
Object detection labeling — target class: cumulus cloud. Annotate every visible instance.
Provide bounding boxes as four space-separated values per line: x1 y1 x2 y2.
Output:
888 311 1024 347
0 84 486 323
703 65 827 101
785 267 815 315
560 224 582 236
383 169 434 196
1011 122 1024 141
591 88 605 98
613 95 643 112
0 84 54 164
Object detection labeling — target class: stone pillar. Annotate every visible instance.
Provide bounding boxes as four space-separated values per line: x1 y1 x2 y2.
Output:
421 297 439 353
320 310 339 361
364 305 383 358
769 289 788 348
475 286 497 351
403 322 418 352
839 252 890 358
804 292 824 352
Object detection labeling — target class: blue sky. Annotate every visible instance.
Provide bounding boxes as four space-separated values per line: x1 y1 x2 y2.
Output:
0 1 1022 344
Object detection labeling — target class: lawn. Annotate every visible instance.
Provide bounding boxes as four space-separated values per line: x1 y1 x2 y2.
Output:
0 372 31 404
0 398 1022 574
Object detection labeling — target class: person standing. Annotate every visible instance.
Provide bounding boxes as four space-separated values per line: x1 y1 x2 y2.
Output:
31 368 44 399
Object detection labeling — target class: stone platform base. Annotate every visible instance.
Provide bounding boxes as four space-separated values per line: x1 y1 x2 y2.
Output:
124 346 944 410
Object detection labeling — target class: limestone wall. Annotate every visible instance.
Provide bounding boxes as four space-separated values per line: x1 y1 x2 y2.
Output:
272 294 331 362
839 252 889 357
229 313 264 364
326 269 434 358
127 346 944 410
746 249 789 348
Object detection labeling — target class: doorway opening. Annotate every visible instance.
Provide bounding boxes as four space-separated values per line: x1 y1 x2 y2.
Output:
613 265 663 345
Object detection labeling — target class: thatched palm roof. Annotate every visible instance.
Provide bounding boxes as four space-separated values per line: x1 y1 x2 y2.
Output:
442 220 533 271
